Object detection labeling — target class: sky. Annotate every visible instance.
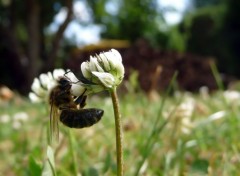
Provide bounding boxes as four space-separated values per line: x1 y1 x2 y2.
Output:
159 0 189 24
49 0 189 46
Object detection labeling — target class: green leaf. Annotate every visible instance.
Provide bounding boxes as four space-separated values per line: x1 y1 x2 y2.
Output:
190 159 209 174
29 156 42 176
41 146 56 176
46 146 55 169
83 167 99 176
102 152 112 173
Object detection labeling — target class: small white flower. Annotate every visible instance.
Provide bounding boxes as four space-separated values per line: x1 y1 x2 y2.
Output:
165 97 195 135
13 112 29 122
29 92 41 103
12 120 21 130
53 69 65 80
0 114 10 123
75 49 125 95
29 68 85 103
199 86 209 99
223 90 240 104
29 69 62 102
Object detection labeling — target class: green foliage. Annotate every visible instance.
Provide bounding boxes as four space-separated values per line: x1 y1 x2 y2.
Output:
28 149 42 176
166 27 186 52
184 5 226 54
179 0 240 76
192 0 224 9
87 0 164 43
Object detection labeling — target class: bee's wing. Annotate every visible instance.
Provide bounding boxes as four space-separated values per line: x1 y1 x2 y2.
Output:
50 103 59 141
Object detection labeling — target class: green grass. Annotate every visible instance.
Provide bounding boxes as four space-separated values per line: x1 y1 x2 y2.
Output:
1 88 240 175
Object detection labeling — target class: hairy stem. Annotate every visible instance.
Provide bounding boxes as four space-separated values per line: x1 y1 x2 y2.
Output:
110 88 123 176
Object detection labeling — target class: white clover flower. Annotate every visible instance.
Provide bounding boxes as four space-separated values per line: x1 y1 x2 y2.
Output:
165 97 195 135
29 68 86 103
29 69 65 103
76 49 125 95
29 49 124 103
13 120 22 130
13 112 29 122
223 90 240 104
0 114 10 123
64 70 86 97
11 112 29 130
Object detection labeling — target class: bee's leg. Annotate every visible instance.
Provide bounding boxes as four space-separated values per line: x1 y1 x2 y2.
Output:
63 70 82 84
63 70 72 78
59 105 68 110
75 94 87 108
59 104 76 110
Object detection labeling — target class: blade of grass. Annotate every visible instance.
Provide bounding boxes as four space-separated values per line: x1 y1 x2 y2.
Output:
42 146 57 176
210 62 224 91
134 72 178 175
68 129 79 176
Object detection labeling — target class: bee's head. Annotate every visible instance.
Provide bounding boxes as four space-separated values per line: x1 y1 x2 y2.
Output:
58 77 71 88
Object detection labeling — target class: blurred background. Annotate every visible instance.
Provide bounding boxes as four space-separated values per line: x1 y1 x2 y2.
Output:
2 1 240 175
0 0 240 94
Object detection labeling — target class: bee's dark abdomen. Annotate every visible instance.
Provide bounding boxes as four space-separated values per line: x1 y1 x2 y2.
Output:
60 108 104 128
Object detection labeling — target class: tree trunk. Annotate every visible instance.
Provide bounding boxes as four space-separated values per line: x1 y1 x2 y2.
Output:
43 0 73 72
26 0 40 90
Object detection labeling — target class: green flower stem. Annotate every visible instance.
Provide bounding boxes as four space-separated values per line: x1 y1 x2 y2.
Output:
110 87 123 176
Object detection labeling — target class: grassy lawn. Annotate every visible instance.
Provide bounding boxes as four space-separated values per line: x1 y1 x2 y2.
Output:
1 89 240 175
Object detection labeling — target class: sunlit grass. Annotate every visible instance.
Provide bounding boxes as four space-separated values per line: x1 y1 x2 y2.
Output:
1 88 240 175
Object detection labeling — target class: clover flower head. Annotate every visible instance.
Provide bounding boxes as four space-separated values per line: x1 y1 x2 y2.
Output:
223 90 240 104
77 49 125 94
29 68 86 103
29 69 65 103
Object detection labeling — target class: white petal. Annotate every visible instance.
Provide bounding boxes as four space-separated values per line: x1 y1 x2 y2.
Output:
104 50 123 76
39 73 52 89
81 62 92 79
65 70 79 83
48 81 58 92
13 112 29 121
115 63 125 78
47 72 54 80
13 121 21 129
110 49 122 62
92 71 115 88
53 69 65 80
97 53 111 71
29 92 41 103
90 56 104 72
0 114 10 123
71 84 86 97
31 78 44 94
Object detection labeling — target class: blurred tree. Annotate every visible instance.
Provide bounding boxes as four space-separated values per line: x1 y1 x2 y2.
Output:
192 0 223 8
221 0 240 76
179 0 240 76
87 0 165 44
0 0 73 93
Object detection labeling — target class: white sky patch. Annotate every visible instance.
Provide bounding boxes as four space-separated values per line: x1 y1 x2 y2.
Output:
53 7 67 25
47 1 101 45
159 0 187 11
64 23 101 46
73 1 91 22
158 0 188 25
105 0 119 15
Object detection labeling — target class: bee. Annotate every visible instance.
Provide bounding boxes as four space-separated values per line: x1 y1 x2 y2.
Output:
49 76 104 139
